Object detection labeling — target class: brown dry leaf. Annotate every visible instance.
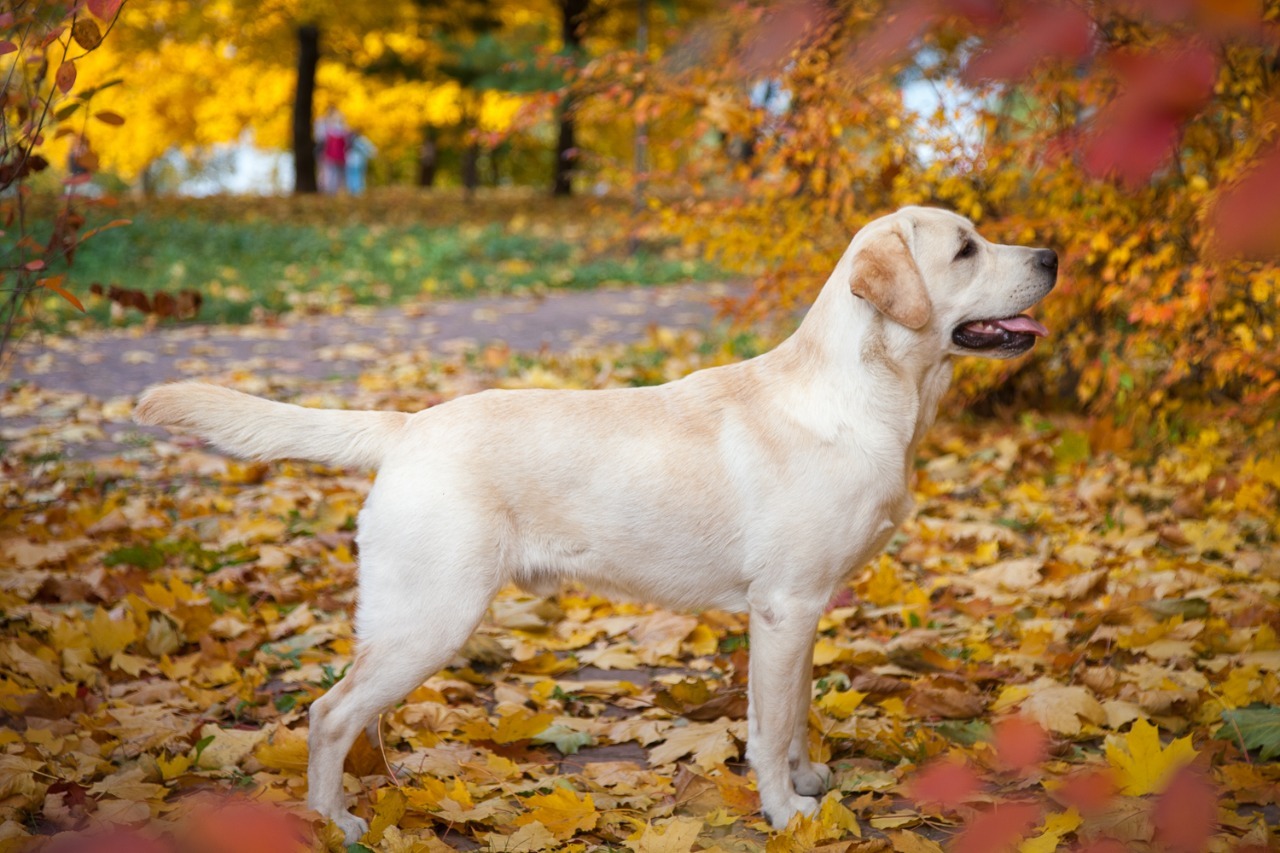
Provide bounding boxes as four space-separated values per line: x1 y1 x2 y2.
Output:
1018 683 1106 735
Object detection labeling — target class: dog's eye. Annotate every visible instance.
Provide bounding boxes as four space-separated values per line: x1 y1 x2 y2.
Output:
954 238 977 261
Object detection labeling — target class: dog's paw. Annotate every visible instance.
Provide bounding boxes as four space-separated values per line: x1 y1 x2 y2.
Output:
335 812 369 845
791 761 833 797
761 793 819 829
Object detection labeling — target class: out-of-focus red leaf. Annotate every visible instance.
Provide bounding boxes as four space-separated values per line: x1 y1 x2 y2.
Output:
1123 0 1197 23
45 828 173 853
24 259 46 271
906 758 984 809
1081 113 1180 188
993 716 1049 774
1211 142 1280 258
179 797 314 853
943 0 1006 28
1075 842 1129 853
39 26 65 49
738 0 830 75
1050 767 1119 815
55 60 76 94
1152 766 1218 853
94 110 125 126
1079 43 1216 186
0 40 16 56
951 801 1041 853
843 0 936 76
87 0 124 21
962 3 1094 82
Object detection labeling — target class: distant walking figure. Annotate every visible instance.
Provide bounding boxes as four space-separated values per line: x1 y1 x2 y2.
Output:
345 132 376 195
317 108 348 194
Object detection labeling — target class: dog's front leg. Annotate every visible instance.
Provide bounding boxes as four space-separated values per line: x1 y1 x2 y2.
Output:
746 594 826 828
786 631 833 797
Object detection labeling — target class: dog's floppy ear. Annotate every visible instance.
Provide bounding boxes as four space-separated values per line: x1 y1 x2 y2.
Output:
848 227 932 330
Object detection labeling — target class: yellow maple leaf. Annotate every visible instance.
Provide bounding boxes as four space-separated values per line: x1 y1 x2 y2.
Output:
367 787 407 845
686 623 719 656
515 786 597 840
88 606 138 660
1019 808 1082 853
1104 718 1197 796
818 688 867 719
629 816 705 853
494 710 555 744
254 725 309 773
768 794 861 852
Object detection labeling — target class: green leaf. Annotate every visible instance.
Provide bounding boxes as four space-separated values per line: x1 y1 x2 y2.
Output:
104 544 165 569
531 724 595 755
1216 706 1280 760
1053 430 1091 464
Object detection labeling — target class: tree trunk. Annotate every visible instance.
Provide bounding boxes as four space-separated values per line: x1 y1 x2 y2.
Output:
462 140 480 198
417 125 438 188
553 0 590 197
293 24 320 195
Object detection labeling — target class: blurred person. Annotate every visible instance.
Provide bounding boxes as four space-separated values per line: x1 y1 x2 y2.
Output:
345 131 376 195
316 108 348 194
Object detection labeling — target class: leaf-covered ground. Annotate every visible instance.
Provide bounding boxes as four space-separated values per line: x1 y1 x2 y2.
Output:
2 328 1279 852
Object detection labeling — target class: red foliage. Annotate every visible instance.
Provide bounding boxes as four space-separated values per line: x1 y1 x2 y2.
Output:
842 1 936 74
961 3 1094 83
1211 140 1280 258
950 801 1042 853
738 0 831 75
1051 768 1120 816
44 829 173 853
906 757 984 809
1080 43 1217 186
1152 767 1219 853
177 797 314 853
992 717 1049 776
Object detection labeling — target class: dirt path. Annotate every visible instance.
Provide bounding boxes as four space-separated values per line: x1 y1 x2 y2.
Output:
2 282 741 459
5 282 740 398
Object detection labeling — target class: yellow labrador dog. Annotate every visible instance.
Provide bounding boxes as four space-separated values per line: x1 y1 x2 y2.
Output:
135 206 1056 840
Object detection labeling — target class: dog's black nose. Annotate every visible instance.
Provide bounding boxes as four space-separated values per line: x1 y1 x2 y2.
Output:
1037 249 1058 272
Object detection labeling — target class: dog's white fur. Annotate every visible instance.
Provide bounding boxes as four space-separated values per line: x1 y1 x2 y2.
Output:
135 207 1056 841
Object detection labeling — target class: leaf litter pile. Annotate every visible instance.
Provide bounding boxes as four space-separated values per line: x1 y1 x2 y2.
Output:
2 332 1279 852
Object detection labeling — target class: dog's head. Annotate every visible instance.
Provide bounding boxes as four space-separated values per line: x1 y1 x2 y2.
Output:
847 206 1057 359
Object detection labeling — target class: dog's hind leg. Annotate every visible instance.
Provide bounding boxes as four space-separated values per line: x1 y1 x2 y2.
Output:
305 580 494 844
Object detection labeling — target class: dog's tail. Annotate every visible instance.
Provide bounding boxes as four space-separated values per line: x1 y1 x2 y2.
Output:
134 382 408 470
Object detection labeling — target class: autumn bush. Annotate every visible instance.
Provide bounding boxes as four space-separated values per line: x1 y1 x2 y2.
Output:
0 0 127 362
592 0 1280 432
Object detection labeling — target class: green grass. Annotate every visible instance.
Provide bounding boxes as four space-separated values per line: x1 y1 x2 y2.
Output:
29 191 722 329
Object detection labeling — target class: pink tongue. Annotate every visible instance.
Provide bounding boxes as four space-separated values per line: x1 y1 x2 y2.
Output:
994 315 1049 337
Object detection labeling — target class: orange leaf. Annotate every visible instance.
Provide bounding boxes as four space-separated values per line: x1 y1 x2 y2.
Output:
40 274 85 312
55 60 76 94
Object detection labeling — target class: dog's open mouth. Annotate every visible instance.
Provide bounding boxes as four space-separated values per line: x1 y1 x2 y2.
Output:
952 315 1049 352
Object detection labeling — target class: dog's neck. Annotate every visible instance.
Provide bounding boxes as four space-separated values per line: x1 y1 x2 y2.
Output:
759 255 953 455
